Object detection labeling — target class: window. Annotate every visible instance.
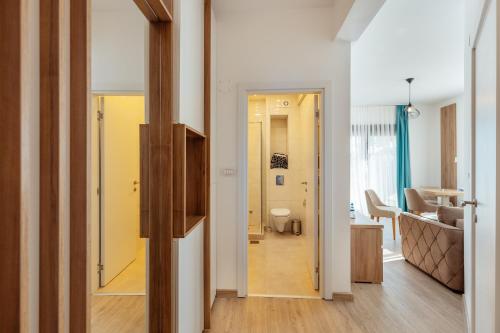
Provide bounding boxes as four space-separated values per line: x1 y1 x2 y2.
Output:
350 106 397 214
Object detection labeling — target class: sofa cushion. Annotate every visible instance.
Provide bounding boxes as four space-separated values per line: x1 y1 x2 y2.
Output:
437 206 464 227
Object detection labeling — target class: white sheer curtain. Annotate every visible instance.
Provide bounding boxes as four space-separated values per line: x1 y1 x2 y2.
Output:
350 106 397 214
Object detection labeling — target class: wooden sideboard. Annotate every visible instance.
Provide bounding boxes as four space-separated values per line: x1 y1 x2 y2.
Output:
351 217 384 283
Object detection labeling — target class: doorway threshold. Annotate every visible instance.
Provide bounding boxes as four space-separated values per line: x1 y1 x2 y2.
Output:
248 293 321 300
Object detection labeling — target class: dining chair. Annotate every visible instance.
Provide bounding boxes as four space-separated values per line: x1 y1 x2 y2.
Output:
418 187 439 205
365 189 400 240
404 188 439 216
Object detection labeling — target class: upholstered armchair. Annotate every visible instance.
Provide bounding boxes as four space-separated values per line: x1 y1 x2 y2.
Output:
365 189 400 240
404 188 439 216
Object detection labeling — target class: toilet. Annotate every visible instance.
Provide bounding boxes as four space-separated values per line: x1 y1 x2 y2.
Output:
270 208 291 232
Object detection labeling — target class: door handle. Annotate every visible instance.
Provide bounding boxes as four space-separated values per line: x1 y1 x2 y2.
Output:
461 199 477 208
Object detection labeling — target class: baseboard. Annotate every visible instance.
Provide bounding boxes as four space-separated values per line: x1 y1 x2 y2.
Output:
332 292 354 302
216 289 238 298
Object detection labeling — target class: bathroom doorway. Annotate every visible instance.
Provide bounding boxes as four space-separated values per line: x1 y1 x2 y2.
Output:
89 94 147 331
91 95 146 296
245 92 322 298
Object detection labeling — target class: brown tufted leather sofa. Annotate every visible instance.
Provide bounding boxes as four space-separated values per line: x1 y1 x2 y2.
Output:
400 212 464 293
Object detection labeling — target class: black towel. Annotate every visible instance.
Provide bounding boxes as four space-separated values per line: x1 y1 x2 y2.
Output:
271 153 288 169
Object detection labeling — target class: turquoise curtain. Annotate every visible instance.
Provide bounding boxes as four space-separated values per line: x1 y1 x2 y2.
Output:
396 105 411 211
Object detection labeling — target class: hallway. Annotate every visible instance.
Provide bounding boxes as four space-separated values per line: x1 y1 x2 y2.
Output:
210 217 465 332
210 258 465 332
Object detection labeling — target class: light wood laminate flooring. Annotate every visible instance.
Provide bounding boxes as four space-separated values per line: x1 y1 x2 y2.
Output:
91 296 145 333
91 217 465 333
210 216 465 332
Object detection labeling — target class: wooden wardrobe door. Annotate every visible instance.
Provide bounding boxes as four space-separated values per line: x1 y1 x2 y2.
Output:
440 103 457 204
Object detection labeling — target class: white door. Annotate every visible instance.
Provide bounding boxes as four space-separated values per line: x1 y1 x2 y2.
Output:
248 122 262 234
303 94 320 290
471 1 498 331
314 94 321 290
100 95 145 286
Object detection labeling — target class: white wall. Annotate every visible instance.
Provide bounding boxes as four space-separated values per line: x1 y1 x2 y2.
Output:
178 0 205 131
173 0 213 332
210 8 218 307
91 10 146 92
409 104 441 187
266 95 307 231
215 7 352 296
409 96 466 190
175 226 204 333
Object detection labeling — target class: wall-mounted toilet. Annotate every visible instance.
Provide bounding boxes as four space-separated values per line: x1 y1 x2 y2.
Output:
270 208 291 232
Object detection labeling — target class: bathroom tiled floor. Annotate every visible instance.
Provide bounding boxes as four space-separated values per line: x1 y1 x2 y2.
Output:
248 231 320 297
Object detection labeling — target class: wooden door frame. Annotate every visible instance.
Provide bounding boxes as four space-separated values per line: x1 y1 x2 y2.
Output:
0 1 22 331
40 0 65 331
67 0 177 331
38 0 212 331
203 0 212 329
66 0 214 332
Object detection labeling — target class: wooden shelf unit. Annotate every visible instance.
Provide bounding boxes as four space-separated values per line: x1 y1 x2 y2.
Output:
173 123 207 238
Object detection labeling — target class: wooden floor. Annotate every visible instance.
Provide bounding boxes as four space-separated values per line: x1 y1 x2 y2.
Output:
90 217 465 333
91 296 146 333
210 216 465 333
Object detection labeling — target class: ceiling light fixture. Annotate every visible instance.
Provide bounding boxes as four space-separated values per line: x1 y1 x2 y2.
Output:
405 78 421 119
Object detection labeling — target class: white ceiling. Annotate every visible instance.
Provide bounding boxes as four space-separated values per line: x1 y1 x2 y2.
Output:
214 0 336 14
351 0 465 105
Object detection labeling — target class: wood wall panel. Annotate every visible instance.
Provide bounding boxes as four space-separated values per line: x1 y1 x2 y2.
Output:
134 0 173 22
0 0 21 331
133 0 158 22
40 0 61 331
440 104 457 196
203 0 212 329
140 124 150 238
148 21 173 332
70 0 89 331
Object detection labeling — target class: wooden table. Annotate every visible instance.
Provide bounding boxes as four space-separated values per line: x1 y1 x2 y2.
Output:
351 215 384 283
420 188 464 206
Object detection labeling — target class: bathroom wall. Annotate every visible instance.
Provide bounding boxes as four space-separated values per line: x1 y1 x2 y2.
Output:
265 95 307 231
247 98 266 234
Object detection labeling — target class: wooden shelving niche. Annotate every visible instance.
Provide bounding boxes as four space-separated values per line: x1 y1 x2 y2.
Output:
173 123 207 238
